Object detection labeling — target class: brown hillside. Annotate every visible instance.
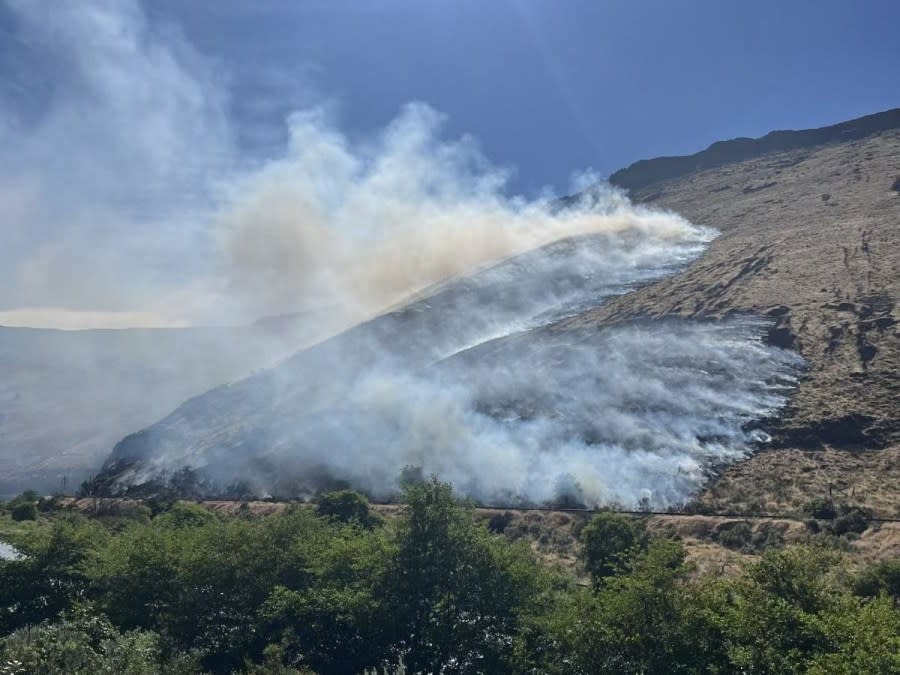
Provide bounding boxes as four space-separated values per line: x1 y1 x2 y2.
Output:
567 127 900 515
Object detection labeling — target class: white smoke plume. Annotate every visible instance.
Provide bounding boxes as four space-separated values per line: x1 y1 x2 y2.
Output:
110 230 804 508
2 0 805 506
216 104 710 324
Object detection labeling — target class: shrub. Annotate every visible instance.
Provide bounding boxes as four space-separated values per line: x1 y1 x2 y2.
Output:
143 496 177 517
4 491 39 516
11 490 39 505
580 512 648 583
560 539 697 673
153 501 216 529
0 607 201 674
316 490 380 528
750 523 785 551
398 465 424 488
715 521 753 551
10 502 37 522
853 559 900 600
37 497 62 514
804 498 837 520
831 508 869 536
486 511 515 534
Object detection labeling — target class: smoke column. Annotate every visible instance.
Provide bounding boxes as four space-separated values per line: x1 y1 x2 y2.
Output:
215 103 716 326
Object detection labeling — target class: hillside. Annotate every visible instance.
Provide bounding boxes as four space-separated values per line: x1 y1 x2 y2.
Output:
609 108 900 192
90 110 900 518
587 111 900 515
97 232 797 506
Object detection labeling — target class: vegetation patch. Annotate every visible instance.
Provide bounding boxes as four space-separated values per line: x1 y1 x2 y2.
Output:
0 484 897 673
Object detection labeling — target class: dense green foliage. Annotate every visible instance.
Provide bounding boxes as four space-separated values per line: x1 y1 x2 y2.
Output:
315 491 381 529
9 503 36 523
580 511 648 583
4 493 39 523
1 485 898 674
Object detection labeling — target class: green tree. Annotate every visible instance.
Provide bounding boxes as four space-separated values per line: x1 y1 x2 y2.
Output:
688 546 900 674
152 501 217 529
254 521 393 674
806 594 900 674
0 516 103 634
5 491 39 510
384 479 544 674
580 512 648 584
852 558 900 601
316 490 381 528
0 606 201 675
10 502 37 522
89 504 360 671
563 539 710 674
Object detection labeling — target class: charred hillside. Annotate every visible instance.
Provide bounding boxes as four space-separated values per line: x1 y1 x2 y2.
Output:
574 111 900 516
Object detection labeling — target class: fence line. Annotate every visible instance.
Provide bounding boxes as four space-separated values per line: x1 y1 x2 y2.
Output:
370 501 900 523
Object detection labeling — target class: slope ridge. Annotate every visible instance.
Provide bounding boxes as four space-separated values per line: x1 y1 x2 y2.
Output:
609 107 900 192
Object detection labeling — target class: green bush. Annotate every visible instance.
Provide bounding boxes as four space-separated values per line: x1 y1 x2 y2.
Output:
10 502 37 522
853 559 900 601
831 507 869 535
551 539 705 674
4 491 39 518
580 512 648 583
398 464 425 489
487 510 515 534
0 607 201 674
152 501 216 529
804 498 838 520
315 490 380 528
715 521 753 551
7 491 39 507
37 496 62 514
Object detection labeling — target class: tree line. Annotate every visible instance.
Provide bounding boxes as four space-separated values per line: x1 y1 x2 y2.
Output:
1 480 898 674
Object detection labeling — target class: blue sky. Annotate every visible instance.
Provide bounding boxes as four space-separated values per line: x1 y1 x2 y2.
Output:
0 0 897 326
151 0 900 194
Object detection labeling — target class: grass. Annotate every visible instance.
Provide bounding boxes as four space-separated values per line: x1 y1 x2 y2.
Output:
0 511 54 549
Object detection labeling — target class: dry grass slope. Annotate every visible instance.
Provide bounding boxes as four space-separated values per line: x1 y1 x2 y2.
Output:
565 128 900 519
